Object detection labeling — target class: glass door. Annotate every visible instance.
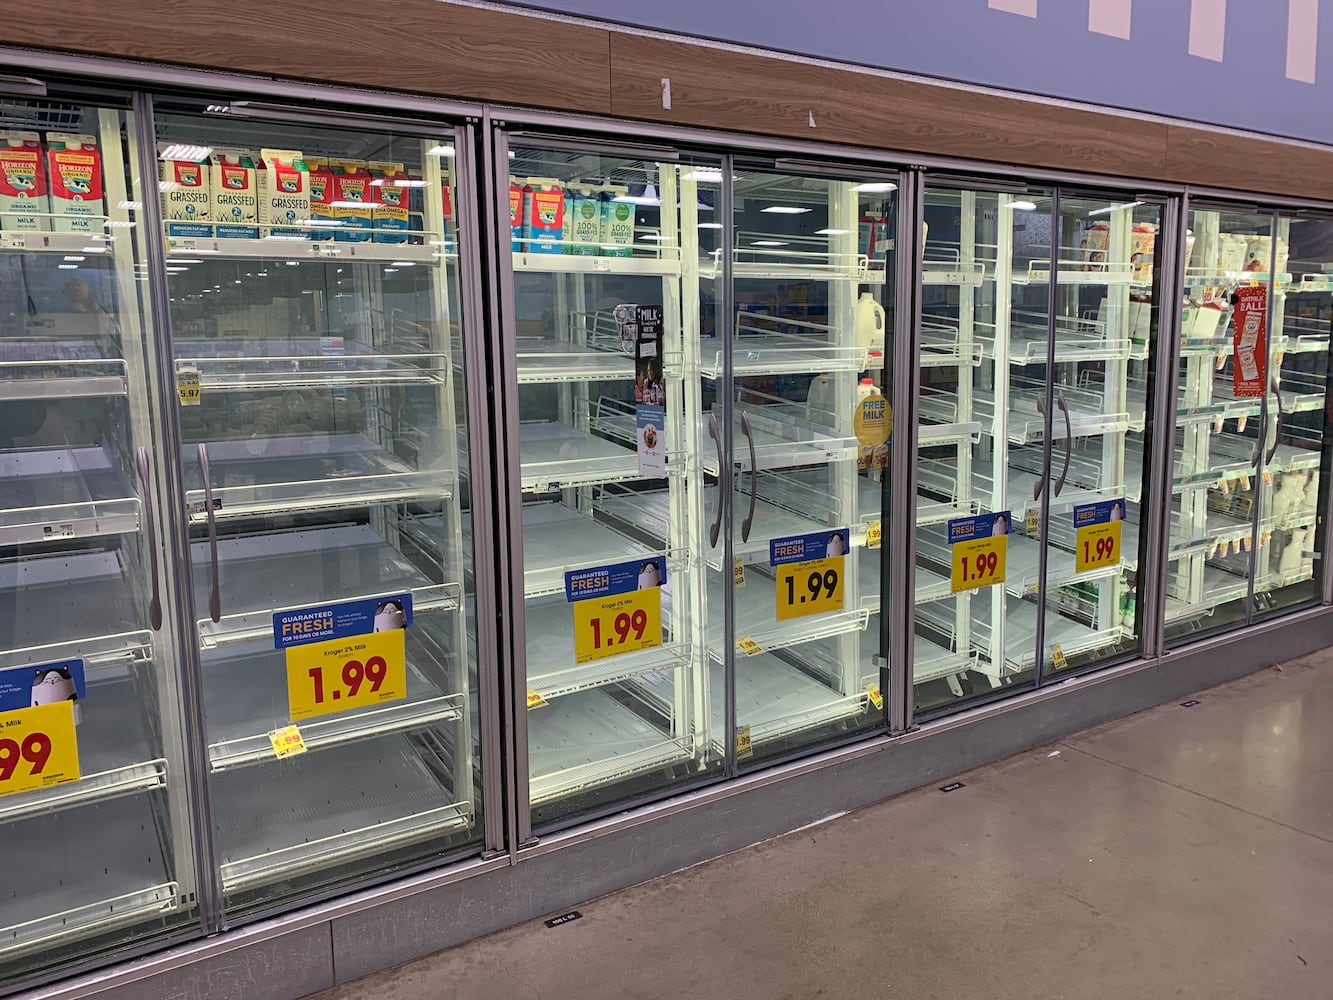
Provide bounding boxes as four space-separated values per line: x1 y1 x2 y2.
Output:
915 183 1053 710
500 141 723 828
153 104 483 916
0 92 201 982
721 164 899 766
1167 205 1333 641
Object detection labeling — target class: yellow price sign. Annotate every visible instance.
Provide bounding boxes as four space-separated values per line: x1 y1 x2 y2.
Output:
0 702 79 798
526 690 548 710
1074 500 1125 574
950 536 1006 592
177 367 201 406
867 683 885 711
572 587 662 664
736 724 753 759
286 628 408 721
268 724 307 759
866 520 882 550
738 635 763 656
776 556 845 620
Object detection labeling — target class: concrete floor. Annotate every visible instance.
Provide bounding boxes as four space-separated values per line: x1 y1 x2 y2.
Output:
314 652 1333 1000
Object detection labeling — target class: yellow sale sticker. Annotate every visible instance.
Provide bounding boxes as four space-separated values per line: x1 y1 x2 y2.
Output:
268 724 307 759
736 724 753 759
867 683 885 711
572 587 662 664
0 702 79 797
775 555 845 620
1052 644 1069 671
734 557 746 588
866 520 882 550
177 367 201 406
738 635 763 656
526 690 548 710
948 512 1008 593
286 628 408 721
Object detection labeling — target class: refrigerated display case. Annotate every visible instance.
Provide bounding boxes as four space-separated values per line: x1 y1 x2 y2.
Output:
0 94 201 978
151 105 483 916
915 184 1163 710
1164 206 1333 641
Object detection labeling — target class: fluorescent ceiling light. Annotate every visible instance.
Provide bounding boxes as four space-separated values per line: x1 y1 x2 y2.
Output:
371 178 428 187
640 234 673 242
426 144 455 157
62 255 85 262
104 219 136 229
169 258 202 264
1009 199 1038 212
761 205 811 215
815 228 851 236
383 268 399 274
81 246 105 253
697 222 723 230
158 144 212 162
751 240 789 247
331 200 369 208
1087 201 1145 217
57 263 78 270
117 200 142 210
390 261 418 267
852 182 897 193
614 183 660 207
687 168 724 183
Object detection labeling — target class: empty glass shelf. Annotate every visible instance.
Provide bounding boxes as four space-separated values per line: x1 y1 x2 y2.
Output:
517 422 640 492
0 447 139 545
714 568 869 660
515 340 636 384
177 338 447 390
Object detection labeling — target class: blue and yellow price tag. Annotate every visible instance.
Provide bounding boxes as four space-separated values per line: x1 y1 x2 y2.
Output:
572 588 662 664
948 512 1009 593
1074 499 1125 574
0 702 79 797
776 556 845 620
286 629 408 721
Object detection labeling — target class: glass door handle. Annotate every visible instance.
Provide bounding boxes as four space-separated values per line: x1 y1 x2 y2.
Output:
740 411 757 543
1265 377 1285 466
1032 396 1049 501
197 443 221 623
134 447 163 631
708 413 724 547
1054 390 1073 496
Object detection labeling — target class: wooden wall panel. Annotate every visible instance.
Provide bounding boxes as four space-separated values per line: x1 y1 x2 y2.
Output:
0 0 614 115
608 34 1170 181
1164 126 1333 203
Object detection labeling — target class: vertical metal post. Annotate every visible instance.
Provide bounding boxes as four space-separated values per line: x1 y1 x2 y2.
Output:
1243 215 1280 623
720 154 738 774
1032 188 1061 687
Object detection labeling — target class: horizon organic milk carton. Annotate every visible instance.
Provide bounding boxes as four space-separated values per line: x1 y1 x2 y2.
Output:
509 180 523 251
369 161 409 244
158 144 211 238
307 156 335 240
0 131 49 233
47 133 104 234
258 149 310 239
211 148 258 239
521 180 564 254
332 160 374 243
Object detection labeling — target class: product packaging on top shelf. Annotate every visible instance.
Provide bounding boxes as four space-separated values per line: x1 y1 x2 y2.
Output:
857 215 891 261
257 148 310 239
332 160 374 243
368 161 409 244
599 189 633 257
521 179 564 254
47 133 104 234
0 130 49 233
210 148 258 239
565 184 601 256
158 144 211 238
508 179 523 251
438 181 454 251
306 157 335 240
1130 223 1157 283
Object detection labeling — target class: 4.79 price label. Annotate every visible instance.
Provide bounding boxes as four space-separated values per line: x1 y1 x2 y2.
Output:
948 511 1009 593
0 702 79 798
286 629 408 721
1074 499 1124 574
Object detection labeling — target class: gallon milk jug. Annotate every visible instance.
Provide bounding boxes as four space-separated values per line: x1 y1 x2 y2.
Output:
856 292 885 365
806 373 835 424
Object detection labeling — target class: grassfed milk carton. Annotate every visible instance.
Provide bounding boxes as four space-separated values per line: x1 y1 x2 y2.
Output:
47 134 104 234
565 184 601 256
369 161 409 244
158 144 210 238
508 180 523 251
307 157 335 240
211 148 258 239
521 180 564 254
257 148 309 239
600 190 634 257
0 131 49 233
332 160 373 243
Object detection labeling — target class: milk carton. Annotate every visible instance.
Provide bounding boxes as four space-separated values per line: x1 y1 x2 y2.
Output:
332 160 373 243
565 184 601 256
438 181 454 251
307 157 335 240
0 131 48 233
257 148 309 239
369 161 409 244
508 180 523 251
158 144 210 238
600 190 634 257
521 180 564 254
210 148 258 239
46 134 104 234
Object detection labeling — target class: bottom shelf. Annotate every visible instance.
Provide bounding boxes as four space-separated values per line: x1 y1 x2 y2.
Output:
1 796 178 960
730 654 867 746
528 689 694 805
213 734 472 895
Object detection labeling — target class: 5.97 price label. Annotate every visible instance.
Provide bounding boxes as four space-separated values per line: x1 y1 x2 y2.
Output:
1074 499 1125 574
0 702 79 798
776 556 844 620
286 629 408 721
573 589 662 664
948 512 1009 594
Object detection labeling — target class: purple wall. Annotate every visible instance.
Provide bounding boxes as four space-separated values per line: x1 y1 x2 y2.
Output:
498 0 1333 147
